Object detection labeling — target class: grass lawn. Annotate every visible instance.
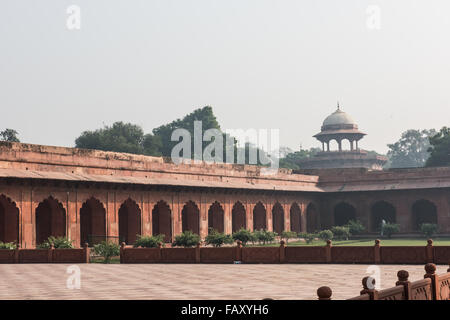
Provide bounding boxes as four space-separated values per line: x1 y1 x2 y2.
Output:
251 238 450 247
90 256 120 264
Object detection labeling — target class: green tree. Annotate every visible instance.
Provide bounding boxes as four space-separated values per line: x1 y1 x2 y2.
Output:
93 241 120 263
426 127 450 167
279 148 321 170
387 129 436 168
0 129 20 142
75 122 146 155
204 228 234 247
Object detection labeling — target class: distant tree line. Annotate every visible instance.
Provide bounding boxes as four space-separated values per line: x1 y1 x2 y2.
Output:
2 107 449 168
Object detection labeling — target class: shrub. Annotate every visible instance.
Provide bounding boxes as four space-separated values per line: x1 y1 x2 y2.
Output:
318 230 333 242
253 230 277 245
232 228 256 246
330 226 350 241
93 241 120 263
298 232 317 244
280 231 297 243
0 242 17 250
205 228 234 247
172 231 201 247
420 223 438 238
346 220 365 235
382 223 400 238
133 234 165 248
37 236 74 249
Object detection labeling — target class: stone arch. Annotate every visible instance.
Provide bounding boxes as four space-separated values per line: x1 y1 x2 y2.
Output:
182 201 200 235
208 201 224 233
35 196 66 245
0 194 19 244
80 197 106 246
253 202 266 231
333 202 356 226
370 201 396 232
272 202 284 234
152 200 172 243
306 203 319 232
412 199 438 231
118 198 141 245
232 201 246 232
290 202 301 233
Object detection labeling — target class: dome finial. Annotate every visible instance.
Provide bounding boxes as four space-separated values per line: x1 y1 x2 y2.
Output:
337 101 340 110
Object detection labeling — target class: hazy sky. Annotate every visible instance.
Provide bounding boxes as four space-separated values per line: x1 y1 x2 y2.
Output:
1 0 449 154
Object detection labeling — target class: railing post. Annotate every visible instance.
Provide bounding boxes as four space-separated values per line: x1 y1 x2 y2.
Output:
195 242 201 263
48 244 55 263
360 276 379 300
426 239 434 263
325 240 332 263
235 240 242 262
120 242 126 264
317 286 332 300
279 240 286 263
374 239 381 264
83 243 90 263
396 270 411 300
424 263 439 300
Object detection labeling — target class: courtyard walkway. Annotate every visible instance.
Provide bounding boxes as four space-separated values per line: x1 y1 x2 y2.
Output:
0 264 448 300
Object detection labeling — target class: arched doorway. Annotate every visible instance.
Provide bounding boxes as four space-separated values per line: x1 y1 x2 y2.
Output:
253 202 266 231
232 202 246 232
272 202 284 234
208 201 224 233
118 199 141 245
182 201 200 235
370 201 396 232
412 199 438 231
334 202 356 226
306 203 319 232
290 203 301 233
35 197 66 245
0 195 19 244
80 197 106 246
152 201 172 242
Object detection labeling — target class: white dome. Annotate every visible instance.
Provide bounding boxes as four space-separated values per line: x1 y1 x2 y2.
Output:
322 109 356 127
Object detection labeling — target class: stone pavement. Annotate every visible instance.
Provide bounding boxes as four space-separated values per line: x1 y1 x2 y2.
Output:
0 264 448 300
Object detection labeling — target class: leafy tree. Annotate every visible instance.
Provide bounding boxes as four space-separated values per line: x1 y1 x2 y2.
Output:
318 230 333 242
0 129 20 142
298 232 317 244
204 228 234 247
382 223 400 238
330 226 350 240
426 127 450 167
172 231 201 247
37 236 74 249
346 220 365 235
0 242 17 250
75 122 146 154
279 148 321 170
133 234 165 248
93 241 120 263
420 223 438 238
253 230 277 245
280 231 297 243
232 228 256 246
387 129 436 168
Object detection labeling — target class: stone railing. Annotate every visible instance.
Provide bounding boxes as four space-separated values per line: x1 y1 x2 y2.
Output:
316 263 450 300
120 239 450 264
0 243 90 264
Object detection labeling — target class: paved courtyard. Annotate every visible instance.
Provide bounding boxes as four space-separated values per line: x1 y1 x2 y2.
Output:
0 264 448 300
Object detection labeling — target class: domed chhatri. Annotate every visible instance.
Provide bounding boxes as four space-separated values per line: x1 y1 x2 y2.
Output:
300 103 388 170
313 103 366 152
